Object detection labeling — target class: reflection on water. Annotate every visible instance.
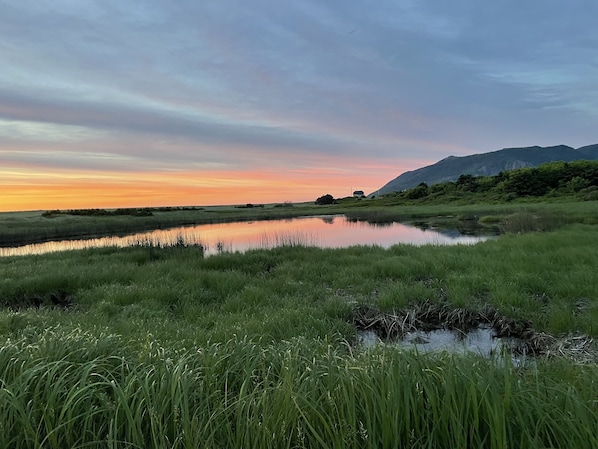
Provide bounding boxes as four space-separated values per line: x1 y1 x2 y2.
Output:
359 326 525 363
1 215 491 257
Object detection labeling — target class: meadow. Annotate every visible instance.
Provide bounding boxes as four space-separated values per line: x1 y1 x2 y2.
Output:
1 199 598 448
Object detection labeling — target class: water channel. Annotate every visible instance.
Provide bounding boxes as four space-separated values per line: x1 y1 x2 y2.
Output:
0 215 492 257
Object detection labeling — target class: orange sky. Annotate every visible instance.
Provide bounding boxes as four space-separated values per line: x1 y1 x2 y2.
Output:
0 158 414 212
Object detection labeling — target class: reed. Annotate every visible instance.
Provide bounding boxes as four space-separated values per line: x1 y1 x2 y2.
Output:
1 330 597 448
0 204 325 247
257 231 319 250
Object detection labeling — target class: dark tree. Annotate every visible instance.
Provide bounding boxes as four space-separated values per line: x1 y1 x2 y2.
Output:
456 174 480 192
406 183 429 199
315 194 335 205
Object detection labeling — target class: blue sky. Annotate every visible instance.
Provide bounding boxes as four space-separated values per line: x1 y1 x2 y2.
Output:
1 0 597 210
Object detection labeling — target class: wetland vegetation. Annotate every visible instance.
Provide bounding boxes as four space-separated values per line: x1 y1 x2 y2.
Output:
1 215 598 447
1 161 598 448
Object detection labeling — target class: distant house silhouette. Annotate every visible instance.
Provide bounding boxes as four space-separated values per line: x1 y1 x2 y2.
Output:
353 190 365 198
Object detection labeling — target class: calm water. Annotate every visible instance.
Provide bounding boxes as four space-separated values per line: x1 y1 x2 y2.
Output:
358 327 525 364
0 215 491 257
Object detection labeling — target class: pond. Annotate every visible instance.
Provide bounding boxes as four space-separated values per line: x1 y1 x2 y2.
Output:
0 215 492 257
358 327 525 364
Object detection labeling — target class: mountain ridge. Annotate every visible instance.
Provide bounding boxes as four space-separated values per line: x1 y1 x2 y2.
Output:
373 144 598 195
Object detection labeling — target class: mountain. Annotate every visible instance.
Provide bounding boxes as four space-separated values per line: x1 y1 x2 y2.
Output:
374 144 598 195
577 143 598 158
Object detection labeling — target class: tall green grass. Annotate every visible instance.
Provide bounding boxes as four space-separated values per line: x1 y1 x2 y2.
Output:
1 329 597 449
2 218 598 447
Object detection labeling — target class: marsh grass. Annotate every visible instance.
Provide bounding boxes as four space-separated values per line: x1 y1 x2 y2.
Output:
2 200 596 248
2 216 598 447
258 231 319 249
0 330 597 449
0 204 324 247
0 231 207 258
498 210 571 233
2 225 598 336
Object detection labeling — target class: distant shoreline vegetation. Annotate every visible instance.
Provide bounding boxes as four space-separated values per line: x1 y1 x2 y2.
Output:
41 206 206 218
372 160 598 205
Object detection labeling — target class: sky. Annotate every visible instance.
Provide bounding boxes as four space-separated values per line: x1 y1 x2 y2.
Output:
1 0 597 211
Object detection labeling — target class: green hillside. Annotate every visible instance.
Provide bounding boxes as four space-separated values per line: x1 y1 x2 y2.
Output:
376 144 598 195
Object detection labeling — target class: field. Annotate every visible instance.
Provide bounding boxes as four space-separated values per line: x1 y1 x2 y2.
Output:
1 200 598 448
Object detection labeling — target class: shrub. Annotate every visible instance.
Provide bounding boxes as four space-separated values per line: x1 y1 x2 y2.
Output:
315 194 335 205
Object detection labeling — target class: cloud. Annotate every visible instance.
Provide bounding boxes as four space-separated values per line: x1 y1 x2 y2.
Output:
1 0 597 209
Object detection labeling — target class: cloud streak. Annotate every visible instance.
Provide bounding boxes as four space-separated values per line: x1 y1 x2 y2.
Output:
1 0 596 210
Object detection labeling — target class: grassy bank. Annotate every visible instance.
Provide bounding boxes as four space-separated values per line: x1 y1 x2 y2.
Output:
2 199 597 247
1 213 598 447
0 203 324 247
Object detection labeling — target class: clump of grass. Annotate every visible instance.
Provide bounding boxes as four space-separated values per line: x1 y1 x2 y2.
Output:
499 210 570 233
345 209 404 225
478 214 502 224
258 231 318 249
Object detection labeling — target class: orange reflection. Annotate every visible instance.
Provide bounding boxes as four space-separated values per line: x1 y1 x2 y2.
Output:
0 216 489 257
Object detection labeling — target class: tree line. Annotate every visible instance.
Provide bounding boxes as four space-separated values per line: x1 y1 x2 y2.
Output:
382 160 598 204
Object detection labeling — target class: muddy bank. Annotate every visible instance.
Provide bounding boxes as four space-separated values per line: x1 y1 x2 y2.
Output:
1 289 75 310
351 301 596 362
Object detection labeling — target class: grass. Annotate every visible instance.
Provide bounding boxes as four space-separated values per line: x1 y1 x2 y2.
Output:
1 201 598 447
2 222 598 338
1 330 597 449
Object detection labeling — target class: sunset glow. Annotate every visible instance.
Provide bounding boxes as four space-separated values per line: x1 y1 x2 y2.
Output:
1 2 596 212
0 160 408 211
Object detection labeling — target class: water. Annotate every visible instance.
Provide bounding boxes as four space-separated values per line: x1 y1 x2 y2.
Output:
0 215 491 257
359 326 525 362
